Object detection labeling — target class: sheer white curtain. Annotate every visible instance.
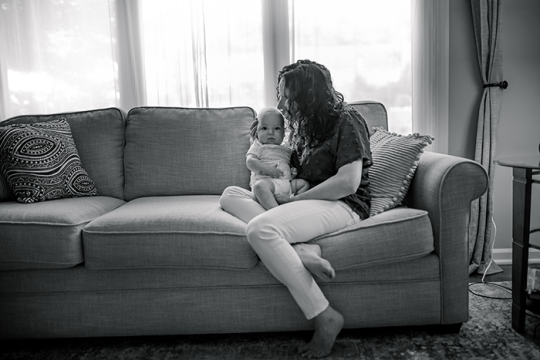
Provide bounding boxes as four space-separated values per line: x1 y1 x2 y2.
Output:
140 0 415 126
412 0 449 154
140 0 265 110
113 0 147 112
0 0 267 120
0 0 118 120
262 0 290 107
1 0 420 131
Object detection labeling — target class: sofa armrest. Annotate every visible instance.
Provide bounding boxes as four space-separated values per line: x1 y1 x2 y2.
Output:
403 151 488 324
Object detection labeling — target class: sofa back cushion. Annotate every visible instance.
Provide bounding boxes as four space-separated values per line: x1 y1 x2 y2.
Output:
349 101 388 134
124 107 254 200
0 108 125 200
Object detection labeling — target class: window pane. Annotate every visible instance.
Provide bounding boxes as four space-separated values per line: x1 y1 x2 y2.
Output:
291 0 411 134
0 0 116 118
141 0 265 110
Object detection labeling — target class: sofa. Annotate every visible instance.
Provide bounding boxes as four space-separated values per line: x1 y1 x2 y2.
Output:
0 102 488 339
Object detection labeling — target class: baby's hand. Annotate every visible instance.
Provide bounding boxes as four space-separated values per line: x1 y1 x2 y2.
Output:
262 164 284 178
290 167 298 178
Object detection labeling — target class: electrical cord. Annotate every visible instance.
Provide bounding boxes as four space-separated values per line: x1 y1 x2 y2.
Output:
481 217 498 283
468 281 512 300
468 218 509 299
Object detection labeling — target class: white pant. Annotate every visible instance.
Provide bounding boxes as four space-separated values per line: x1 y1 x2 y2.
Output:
219 186 359 319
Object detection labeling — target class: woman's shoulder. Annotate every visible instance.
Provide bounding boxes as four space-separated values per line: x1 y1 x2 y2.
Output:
336 104 368 133
339 104 364 122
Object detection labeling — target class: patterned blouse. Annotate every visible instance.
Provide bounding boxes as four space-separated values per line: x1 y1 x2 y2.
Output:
291 105 372 219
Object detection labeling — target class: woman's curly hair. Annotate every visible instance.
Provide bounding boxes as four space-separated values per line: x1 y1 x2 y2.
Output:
277 59 345 148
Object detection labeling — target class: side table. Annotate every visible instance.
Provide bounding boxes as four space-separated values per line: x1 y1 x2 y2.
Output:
494 156 540 333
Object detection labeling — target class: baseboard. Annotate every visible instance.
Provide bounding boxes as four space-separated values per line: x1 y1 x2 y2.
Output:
492 248 540 265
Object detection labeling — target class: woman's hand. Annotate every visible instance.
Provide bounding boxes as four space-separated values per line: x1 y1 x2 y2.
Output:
274 193 292 205
247 155 284 178
261 164 284 178
285 160 364 202
290 167 298 178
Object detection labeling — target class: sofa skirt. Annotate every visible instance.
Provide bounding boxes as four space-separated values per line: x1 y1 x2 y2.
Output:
0 280 442 339
0 254 458 339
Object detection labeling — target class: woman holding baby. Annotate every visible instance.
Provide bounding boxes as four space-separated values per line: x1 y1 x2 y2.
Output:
220 59 372 358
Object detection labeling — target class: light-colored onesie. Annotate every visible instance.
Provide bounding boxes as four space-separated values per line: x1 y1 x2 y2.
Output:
247 139 292 195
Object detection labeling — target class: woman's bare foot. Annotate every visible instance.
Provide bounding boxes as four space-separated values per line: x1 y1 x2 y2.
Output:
298 305 344 358
294 243 335 281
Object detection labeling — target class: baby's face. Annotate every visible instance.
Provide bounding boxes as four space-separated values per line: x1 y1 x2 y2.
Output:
257 112 285 145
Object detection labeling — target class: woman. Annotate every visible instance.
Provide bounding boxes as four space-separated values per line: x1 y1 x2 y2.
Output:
220 59 372 358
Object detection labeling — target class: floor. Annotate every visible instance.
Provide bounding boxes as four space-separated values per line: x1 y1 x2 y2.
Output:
2 279 540 359
470 263 540 283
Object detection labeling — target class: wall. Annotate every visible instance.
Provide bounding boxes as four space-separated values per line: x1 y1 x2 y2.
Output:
448 0 540 264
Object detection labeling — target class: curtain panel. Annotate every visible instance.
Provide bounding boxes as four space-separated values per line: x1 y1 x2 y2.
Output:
411 0 449 154
141 0 266 110
468 0 504 275
0 0 118 119
262 0 290 107
0 0 418 128
113 0 147 111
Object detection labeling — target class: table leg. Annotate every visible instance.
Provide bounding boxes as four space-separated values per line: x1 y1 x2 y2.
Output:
511 167 532 333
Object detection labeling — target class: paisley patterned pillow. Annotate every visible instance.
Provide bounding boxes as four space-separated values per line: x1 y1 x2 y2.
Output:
0 118 98 203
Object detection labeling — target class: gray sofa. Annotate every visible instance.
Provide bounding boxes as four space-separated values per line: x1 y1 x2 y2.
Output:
0 102 488 339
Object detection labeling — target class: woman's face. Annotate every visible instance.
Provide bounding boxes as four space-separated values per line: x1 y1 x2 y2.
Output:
277 78 294 120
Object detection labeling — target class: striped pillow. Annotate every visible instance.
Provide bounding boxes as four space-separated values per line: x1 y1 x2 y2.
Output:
368 127 433 217
0 118 98 203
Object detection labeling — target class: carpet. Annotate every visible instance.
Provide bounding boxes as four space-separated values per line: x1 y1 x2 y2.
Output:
1 282 540 360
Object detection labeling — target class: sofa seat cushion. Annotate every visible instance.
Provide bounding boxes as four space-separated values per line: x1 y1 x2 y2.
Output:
0 196 126 270
0 254 440 294
82 195 256 270
314 206 435 270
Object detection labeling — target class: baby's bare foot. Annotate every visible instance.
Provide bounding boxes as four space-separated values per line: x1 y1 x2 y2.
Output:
298 305 344 358
294 243 335 281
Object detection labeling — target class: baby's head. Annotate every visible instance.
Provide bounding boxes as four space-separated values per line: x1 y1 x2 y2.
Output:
255 108 285 145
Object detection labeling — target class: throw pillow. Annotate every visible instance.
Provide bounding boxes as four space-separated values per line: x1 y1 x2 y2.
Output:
0 172 14 201
0 118 98 203
368 127 434 217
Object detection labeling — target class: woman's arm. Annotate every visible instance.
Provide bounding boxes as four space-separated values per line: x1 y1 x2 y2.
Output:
276 159 363 204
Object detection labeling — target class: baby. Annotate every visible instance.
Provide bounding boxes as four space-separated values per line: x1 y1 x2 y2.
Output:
246 107 310 210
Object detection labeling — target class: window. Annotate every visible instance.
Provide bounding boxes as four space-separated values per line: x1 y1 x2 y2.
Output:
0 0 117 118
141 0 265 109
290 0 411 134
0 0 412 134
